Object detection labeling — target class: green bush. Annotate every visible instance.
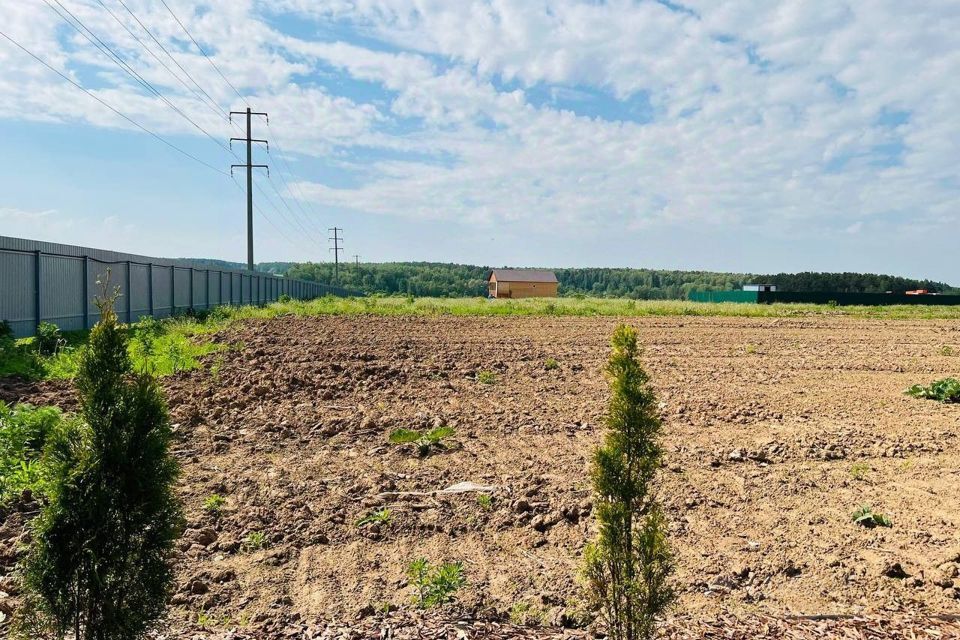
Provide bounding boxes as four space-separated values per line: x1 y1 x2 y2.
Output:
19 287 183 640
407 558 466 608
278 293 292 303
0 403 62 506
582 325 674 640
906 378 960 403
35 322 62 356
0 320 14 348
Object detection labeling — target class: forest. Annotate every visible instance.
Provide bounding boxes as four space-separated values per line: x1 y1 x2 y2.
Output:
281 262 958 299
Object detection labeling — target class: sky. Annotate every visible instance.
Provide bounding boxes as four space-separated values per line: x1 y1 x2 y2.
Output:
0 1 958 282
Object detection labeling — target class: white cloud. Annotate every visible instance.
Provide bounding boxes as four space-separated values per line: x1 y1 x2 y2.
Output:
1 0 958 270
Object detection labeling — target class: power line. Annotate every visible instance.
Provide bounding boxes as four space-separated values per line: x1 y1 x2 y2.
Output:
146 2 329 247
2 25 311 267
0 28 226 175
158 0 248 107
113 0 231 121
43 0 231 157
264 123 328 236
94 0 226 125
265 173 324 245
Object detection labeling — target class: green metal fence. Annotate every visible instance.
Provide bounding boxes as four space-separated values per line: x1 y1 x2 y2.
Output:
689 289 960 306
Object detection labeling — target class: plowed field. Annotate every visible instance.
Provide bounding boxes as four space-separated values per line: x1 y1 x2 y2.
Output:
2 314 959 638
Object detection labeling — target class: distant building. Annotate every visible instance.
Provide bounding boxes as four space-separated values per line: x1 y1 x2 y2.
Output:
487 269 558 299
743 284 777 292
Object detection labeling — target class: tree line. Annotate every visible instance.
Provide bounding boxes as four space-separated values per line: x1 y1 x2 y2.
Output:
282 262 957 298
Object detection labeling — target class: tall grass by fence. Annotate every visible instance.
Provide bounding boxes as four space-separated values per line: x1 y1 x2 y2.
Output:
0 236 356 337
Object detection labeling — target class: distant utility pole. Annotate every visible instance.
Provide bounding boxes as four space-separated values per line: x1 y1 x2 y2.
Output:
229 107 269 271
328 227 343 283
353 254 360 269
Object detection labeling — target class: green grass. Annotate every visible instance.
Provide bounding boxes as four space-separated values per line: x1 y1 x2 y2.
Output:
1 316 226 382
0 403 64 506
6 295 959 383
215 295 960 320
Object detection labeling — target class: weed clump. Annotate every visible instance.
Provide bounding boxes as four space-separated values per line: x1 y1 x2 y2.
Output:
407 558 466 608
203 494 227 517
356 508 391 528
849 462 870 481
852 505 892 528
582 324 674 640
19 283 183 640
476 370 498 385
906 378 960 403
544 358 560 371
388 426 455 456
34 322 63 357
242 531 267 552
0 403 62 506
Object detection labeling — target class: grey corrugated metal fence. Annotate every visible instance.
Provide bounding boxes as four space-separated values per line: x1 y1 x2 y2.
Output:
0 236 358 338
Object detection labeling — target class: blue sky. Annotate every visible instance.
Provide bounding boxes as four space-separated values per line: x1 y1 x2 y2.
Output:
1 1 958 282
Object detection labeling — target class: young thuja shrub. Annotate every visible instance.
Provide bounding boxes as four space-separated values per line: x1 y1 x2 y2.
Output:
407 558 466 608
278 293 292 304
544 358 560 371
388 426 455 456
18 283 184 640
582 324 674 640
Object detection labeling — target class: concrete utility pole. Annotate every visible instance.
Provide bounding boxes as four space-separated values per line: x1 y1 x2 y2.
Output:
329 227 343 283
229 107 269 271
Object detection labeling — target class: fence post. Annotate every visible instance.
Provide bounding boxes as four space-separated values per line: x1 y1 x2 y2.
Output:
148 263 154 318
189 267 194 311
170 267 176 316
205 269 210 309
125 261 132 323
82 256 90 329
34 249 42 333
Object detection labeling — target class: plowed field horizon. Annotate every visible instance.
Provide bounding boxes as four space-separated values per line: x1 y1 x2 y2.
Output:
2 314 959 638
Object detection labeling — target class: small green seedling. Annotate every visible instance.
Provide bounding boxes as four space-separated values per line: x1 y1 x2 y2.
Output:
407 558 466 608
242 531 267 552
203 494 226 516
852 505 892 528
389 426 455 456
939 345 954 356
544 358 559 371
476 370 498 385
906 378 960 403
849 462 870 481
476 493 493 511
356 508 392 527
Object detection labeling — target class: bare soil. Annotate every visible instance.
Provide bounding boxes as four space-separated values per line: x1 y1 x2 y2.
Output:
2 314 960 638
